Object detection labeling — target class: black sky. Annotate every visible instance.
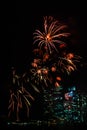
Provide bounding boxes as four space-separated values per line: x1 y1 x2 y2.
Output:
7 3 87 88
1 1 87 119
7 7 87 69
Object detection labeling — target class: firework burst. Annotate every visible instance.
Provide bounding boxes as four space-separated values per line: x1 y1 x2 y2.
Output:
57 53 82 74
8 68 35 121
30 65 52 87
33 16 70 53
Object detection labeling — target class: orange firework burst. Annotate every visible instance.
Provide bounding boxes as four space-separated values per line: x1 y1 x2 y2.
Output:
33 16 70 53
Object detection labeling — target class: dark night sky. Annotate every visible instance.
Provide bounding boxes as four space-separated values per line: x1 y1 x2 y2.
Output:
0 2 87 120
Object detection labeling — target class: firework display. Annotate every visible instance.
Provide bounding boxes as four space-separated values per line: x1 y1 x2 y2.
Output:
8 67 35 121
7 16 87 125
42 86 87 123
33 16 70 54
